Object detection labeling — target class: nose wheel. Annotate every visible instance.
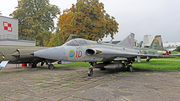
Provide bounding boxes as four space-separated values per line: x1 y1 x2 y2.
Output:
48 64 55 70
87 67 93 77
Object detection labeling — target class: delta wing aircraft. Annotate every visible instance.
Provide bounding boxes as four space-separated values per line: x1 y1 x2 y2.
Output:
32 33 172 76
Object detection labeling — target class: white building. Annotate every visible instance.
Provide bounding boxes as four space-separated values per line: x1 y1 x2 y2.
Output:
163 42 180 51
0 15 35 46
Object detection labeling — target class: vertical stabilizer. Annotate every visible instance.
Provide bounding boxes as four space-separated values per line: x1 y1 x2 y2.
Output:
149 35 164 50
117 33 135 47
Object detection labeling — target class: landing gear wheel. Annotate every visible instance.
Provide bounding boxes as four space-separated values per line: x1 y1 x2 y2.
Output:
128 65 133 72
146 59 150 62
87 68 93 77
32 63 37 68
48 64 54 70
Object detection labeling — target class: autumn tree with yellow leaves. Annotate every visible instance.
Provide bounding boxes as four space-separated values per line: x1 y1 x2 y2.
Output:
10 0 60 46
48 0 119 46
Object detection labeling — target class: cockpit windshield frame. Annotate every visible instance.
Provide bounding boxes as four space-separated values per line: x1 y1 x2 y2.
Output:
65 40 79 46
76 39 87 46
65 39 88 46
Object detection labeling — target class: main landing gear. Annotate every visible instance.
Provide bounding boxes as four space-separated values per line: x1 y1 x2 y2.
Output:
87 60 134 77
28 61 55 70
127 65 133 72
29 63 37 68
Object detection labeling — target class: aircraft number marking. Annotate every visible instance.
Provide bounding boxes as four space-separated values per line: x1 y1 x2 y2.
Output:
76 50 82 58
68 50 82 58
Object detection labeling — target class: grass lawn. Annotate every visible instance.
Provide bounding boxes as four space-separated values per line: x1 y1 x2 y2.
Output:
133 60 180 71
55 62 91 67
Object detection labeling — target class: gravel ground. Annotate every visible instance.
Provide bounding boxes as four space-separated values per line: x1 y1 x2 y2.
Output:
0 64 180 101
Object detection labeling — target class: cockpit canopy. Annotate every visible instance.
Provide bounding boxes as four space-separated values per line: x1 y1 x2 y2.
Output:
64 38 88 46
64 38 99 46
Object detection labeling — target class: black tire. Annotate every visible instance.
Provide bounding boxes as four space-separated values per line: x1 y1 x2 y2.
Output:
146 59 150 62
48 64 54 70
128 65 133 72
88 68 93 77
32 63 37 68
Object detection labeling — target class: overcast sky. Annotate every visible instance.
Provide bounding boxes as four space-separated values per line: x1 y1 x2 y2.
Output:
0 0 180 42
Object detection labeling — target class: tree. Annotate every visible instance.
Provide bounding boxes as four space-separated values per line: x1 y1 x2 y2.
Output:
47 28 63 47
49 0 119 45
10 0 60 46
175 46 180 52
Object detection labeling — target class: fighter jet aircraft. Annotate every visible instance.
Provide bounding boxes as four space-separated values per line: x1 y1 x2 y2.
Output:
0 34 83 69
32 33 172 76
0 45 57 69
136 35 168 62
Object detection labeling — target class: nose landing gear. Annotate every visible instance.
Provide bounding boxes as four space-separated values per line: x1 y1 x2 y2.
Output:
87 67 93 77
48 64 55 70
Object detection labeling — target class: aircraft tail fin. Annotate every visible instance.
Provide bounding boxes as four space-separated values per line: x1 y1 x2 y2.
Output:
149 35 164 50
117 33 135 47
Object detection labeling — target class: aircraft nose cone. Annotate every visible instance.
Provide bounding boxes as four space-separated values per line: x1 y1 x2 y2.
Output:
33 46 65 60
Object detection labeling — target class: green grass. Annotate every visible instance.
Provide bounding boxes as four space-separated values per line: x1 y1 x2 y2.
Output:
55 62 90 67
170 51 180 58
54 59 180 71
171 51 180 54
133 60 180 71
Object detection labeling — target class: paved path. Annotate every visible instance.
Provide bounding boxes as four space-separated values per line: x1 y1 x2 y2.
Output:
0 64 180 101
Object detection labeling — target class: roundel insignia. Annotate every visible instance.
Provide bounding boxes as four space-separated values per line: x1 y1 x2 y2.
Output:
68 50 75 58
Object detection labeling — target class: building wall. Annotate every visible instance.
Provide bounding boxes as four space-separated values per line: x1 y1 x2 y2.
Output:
0 16 35 46
0 16 18 39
